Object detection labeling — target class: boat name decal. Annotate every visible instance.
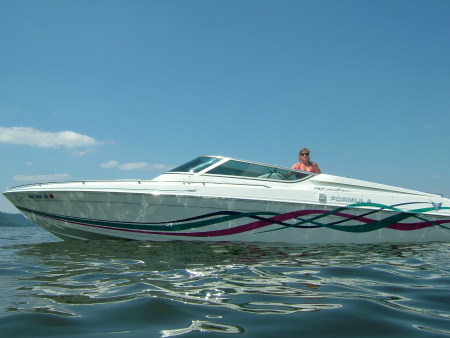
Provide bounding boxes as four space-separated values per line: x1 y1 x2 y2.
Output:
314 187 351 192
330 195 372 204
28 194 55 200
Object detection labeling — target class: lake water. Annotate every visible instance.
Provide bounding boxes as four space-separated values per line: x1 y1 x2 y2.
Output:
0 226 449 337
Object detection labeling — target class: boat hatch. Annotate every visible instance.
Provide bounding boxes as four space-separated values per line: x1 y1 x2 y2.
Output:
169 156 312 181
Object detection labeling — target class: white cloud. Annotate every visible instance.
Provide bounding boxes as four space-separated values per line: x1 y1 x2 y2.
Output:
101 160 173 171
72 148 97 157
119 162 152 170
152 163 171 170
101 160 119 168
0 126 101 149
13 174 71 182
419 174 441 180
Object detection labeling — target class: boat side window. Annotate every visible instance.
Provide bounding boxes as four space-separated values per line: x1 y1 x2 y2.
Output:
207 160 310 181
169 157 222 173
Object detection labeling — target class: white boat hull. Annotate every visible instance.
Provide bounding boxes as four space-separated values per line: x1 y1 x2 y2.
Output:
5 189 450 244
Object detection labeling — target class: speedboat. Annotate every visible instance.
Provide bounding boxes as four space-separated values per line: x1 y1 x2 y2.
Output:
3 156 450 243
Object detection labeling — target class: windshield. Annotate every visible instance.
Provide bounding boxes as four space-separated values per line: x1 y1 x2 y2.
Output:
207 159 310 181
168 156 222 173
169 157 311 181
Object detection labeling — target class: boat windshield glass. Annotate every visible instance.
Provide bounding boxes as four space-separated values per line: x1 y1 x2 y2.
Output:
207 160 310 181
168 157 222 173
169 157 311 181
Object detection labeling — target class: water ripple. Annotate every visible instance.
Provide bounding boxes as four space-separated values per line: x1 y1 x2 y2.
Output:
0 228 449 336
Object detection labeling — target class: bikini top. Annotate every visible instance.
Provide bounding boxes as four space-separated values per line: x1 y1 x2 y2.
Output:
292 162 316 173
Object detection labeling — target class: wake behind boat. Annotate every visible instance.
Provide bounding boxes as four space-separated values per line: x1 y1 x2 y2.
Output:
3 156 450 243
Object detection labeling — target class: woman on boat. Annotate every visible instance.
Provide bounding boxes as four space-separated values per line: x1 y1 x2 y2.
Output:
291 148 321 174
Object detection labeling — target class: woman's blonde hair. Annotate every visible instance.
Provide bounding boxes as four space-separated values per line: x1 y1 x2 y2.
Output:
299 148 310 155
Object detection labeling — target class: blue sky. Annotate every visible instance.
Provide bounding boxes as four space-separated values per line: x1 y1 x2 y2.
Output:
1 0 449 213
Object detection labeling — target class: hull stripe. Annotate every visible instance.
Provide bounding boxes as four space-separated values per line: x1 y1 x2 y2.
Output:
18 202 450 238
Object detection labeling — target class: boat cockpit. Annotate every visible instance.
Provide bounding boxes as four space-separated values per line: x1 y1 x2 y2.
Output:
168 156 314 182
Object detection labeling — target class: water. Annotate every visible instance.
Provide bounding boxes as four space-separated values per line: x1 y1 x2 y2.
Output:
0 227 449 337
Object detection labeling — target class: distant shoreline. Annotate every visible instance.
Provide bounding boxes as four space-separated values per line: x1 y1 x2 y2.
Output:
0 212 36 227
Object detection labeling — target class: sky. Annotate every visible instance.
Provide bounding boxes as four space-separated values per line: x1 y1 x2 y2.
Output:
1 0 449 213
